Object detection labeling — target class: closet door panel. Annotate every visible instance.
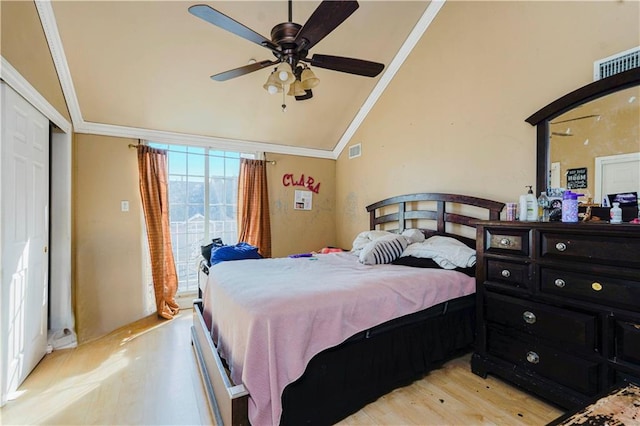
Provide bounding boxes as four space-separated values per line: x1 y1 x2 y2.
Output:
1 82 50 405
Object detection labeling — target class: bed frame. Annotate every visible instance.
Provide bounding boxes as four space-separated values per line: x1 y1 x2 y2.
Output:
191 193 504 425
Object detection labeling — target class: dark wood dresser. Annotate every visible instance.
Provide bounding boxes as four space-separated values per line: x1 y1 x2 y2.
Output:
471 221 640 410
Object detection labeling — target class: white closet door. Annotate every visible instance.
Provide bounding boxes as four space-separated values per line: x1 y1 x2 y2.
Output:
595 152 640 204
1 82 49 405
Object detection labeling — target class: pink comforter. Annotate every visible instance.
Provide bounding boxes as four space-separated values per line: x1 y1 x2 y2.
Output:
203 252 475 425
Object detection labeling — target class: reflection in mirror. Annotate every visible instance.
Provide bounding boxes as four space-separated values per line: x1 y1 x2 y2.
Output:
549 85 640 204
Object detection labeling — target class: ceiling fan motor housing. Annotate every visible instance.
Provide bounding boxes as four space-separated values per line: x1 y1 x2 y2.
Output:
270 22 306 65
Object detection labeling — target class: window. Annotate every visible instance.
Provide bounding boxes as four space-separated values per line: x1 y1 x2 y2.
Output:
147 143 242 293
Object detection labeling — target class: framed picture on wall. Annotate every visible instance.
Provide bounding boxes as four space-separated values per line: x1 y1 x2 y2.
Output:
294 190 312 210
566 167 588 189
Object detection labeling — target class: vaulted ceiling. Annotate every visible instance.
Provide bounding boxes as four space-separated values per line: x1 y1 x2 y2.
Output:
46 1 433 157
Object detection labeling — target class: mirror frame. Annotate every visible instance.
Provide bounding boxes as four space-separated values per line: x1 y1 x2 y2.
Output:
525 67 640 195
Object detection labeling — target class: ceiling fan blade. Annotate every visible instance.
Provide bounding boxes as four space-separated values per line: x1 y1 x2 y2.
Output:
295 89 313 101
211 60 278 82
309 54 384 77
189 5 278 51
294 1 359 53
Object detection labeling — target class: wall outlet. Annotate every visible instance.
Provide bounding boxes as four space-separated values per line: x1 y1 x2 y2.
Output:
121 200 129 212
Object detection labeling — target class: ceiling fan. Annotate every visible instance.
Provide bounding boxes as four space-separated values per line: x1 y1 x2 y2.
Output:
188 1 385 102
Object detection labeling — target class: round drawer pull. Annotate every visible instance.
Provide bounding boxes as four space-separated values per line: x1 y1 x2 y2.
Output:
501 269 511 278
523 311 537 324
555 242 567 252
526 351 540 364
554 278 566 288
499 238 512 247
592 282 603 291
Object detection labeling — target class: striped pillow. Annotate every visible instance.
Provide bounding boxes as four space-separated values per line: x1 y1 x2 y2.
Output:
359 234 408 265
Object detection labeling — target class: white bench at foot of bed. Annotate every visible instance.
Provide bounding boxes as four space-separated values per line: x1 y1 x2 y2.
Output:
191 299 249 426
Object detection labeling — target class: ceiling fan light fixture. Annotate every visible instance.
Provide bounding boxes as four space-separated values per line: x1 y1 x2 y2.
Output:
287 80 306 97
276 62 296 84
263 72 283 94
300 68 320 89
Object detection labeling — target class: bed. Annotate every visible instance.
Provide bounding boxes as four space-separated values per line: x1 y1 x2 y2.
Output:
191 193 504 426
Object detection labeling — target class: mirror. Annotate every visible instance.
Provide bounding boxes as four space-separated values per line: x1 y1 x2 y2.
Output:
526 68 640 204
549 85 639 203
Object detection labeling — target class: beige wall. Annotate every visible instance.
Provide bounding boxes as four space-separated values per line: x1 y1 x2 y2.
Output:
335 1 640 248
266 153 336 257
1 1 71 122
74 134 147 343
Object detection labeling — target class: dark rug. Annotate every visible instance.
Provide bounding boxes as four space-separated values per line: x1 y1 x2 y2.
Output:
551 383 640 426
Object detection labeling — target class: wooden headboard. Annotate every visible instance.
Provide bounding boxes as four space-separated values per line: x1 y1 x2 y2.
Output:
366 193 505 247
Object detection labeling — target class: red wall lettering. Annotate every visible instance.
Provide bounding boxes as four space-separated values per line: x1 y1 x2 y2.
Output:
282 173 321 194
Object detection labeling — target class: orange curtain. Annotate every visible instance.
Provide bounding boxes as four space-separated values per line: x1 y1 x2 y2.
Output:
237 158 272 258
137 145 179 320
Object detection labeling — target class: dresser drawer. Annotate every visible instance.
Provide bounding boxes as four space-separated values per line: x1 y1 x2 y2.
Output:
540 267 640 311
487 327 600 396
485 292 597 351
541 232 640 267
484 228 530 256
615 321 640 365
485 260 531 291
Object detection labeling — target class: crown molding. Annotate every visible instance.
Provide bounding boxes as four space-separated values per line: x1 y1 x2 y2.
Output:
332 0 446 159
35 1 83 127
0 56 72 134
75 121 336 159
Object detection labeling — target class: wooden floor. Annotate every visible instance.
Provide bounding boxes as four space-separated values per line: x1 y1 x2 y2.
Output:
1 309 564 425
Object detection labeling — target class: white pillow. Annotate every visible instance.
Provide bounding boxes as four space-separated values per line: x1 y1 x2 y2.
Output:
401 236 476 269
401 228 426 244
359 234 408 265
351 230 395 253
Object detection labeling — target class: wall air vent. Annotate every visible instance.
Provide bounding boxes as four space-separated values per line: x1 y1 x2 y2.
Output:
594 46 640 80
348 143 362 159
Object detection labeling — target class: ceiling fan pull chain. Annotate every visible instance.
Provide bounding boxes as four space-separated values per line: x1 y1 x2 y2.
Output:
282 90 287 113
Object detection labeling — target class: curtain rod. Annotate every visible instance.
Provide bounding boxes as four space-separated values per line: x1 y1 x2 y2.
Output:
128 143 276 164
